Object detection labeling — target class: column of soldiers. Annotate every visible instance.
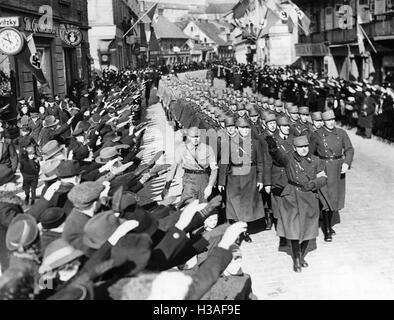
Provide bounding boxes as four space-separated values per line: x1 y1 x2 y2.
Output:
159 73 354 273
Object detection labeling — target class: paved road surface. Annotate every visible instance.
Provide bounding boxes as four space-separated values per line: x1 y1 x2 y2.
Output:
142 70 394 300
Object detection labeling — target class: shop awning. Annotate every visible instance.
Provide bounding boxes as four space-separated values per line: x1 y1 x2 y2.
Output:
98 39 115 53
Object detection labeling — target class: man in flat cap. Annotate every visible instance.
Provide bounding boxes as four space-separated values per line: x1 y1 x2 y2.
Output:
309 109 354 242
63 181 106 253
161 127 218 204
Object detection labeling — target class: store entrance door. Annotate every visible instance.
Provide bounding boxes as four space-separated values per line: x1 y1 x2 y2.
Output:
63 48 77 96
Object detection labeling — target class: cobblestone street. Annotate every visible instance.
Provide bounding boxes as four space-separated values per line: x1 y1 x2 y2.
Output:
144 71 394 300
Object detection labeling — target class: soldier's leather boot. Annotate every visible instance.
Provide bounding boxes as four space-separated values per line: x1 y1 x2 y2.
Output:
300 240 309 268
265 210 273 230
291 240 302 273
322 213 332 242
328 211 336 236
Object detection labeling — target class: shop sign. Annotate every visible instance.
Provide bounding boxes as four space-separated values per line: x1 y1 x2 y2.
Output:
0 17 20 28
24 17 56 34
23 16 82 45
295 43 330 56
61 27 82 46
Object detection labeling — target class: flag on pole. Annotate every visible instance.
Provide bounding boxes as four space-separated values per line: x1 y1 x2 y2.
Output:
264 0 294 33
16 34 47 84
232 0 251 20
259 6 281 37
286 0 311 35
146 2 159 22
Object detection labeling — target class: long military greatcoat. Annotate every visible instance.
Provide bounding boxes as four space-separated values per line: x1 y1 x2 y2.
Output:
310 127 354 212
219 132 265 222
270 148 328 243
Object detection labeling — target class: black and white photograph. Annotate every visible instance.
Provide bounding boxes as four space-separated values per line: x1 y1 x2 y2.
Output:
0 0 393 304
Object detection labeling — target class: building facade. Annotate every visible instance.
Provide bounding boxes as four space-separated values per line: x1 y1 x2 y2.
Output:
151 14 190 65
295 0 394 84
88 0 139 72
0 0 90 102
181 19 234 61
229 1 298 66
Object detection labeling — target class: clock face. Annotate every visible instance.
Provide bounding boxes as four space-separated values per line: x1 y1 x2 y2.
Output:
0 27 24 56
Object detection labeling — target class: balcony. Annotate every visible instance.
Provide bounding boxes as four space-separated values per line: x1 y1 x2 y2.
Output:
300 28 357 44
299 16 394 45
160 49 190 55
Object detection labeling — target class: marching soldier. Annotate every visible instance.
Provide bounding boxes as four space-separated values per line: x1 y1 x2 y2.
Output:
286 105 305 137
311 111 324 132
218 117 265 224
161 126 218 204
266 134 329 272
265 116 293 246
298 106 313 137
309 110 355 241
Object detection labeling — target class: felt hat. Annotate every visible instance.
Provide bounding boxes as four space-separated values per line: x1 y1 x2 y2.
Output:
67 182 105 210
110 233 152 276
122 207 159 237
293 135 309 147
39 239 85 274
322 110 335 121
6 214 39 251
72 121 91 136
41 159 62 181
268 98 275 105
46 96 55 103
43 115 59 128
55 160 80 178
40 207 67 230
83 211 121 250
41 140 66 161
275 100 283 107
95 147 119 164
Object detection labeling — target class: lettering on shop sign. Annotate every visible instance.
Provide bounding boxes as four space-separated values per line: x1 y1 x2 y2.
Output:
0 17 20 28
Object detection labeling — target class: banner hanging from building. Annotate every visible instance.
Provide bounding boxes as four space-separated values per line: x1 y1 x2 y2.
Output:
16 34 47 84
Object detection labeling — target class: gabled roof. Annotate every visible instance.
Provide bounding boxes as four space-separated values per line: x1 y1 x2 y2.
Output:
205 3 236 14
152 15 190 40
175 20 190 30
191 21 227 46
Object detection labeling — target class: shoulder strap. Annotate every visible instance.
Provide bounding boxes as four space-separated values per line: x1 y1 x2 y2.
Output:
184 144 205 170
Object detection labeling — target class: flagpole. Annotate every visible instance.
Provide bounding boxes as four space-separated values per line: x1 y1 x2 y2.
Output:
359 24 377 54
122 0 161 40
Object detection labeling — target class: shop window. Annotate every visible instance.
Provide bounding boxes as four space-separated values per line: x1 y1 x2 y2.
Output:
0 54 12 97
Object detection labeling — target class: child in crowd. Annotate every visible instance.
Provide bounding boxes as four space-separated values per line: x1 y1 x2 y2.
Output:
20 146 40 205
